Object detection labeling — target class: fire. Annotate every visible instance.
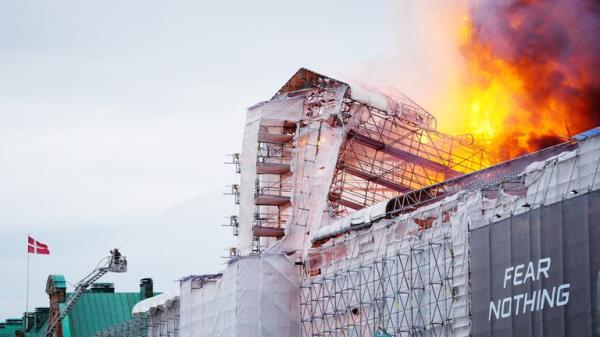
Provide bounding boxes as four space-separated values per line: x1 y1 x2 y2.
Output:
437 1 600 159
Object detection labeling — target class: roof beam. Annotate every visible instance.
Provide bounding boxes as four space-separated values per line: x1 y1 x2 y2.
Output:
337 163 412 193
348 130 461 178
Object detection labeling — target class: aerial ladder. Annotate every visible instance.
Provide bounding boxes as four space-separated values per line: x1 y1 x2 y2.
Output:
44 249 127 337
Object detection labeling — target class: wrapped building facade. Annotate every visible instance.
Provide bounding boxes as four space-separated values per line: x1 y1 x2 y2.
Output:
131 69 600 337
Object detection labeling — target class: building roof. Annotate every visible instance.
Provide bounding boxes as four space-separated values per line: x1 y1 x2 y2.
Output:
0 319 23 337
61 292 147 337
21 313 48 337
45 275 66 295
43 274 154 337
2 276 156 337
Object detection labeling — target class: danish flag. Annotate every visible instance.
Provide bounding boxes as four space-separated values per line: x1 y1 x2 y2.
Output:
28 236 50 255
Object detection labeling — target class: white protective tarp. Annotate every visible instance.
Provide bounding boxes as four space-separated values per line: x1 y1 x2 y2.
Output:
312 199 388 241
521 138 600 212
301 187 475 337
346 82 389 112
264 84 349 256
179 254 300 337
239 97 305 255
132 287 180 314
268 119 346 254
132 288 181 337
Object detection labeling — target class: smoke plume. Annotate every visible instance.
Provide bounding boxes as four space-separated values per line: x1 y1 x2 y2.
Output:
462 0 600 156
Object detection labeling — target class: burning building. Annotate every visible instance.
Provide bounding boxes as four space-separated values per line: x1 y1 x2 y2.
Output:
128 68 600 337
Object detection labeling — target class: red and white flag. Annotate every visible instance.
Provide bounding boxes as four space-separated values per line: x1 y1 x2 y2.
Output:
28 236 50 255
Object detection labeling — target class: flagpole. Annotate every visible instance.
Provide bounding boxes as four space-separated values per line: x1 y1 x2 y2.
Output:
26 233 30 319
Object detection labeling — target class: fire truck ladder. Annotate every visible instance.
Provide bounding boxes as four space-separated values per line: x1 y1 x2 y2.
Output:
44 249 128 337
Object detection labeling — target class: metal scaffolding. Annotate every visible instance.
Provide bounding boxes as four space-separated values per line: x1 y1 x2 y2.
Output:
147 311 180 337
92 314 150 337
300 209 459 337
252 119 295 252
95 310 181 337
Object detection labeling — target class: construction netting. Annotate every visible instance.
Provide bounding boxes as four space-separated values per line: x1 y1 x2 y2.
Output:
179 254 300 337
131 288 180 337
300 189 474 337
92 314 149 337
239 97 306 254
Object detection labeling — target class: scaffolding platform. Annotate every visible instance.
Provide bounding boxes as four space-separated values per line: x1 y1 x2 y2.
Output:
258 133 294 144
255 194 291 206
253 225 285 238
256 162 291 174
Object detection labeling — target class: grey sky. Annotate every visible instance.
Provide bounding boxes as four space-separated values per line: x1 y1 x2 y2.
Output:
0 0 464 319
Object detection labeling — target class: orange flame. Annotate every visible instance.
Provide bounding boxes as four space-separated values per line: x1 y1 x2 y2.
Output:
438 2 600 159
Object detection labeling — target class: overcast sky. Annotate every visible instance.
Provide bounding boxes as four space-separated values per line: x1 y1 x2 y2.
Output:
0 0 465 319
